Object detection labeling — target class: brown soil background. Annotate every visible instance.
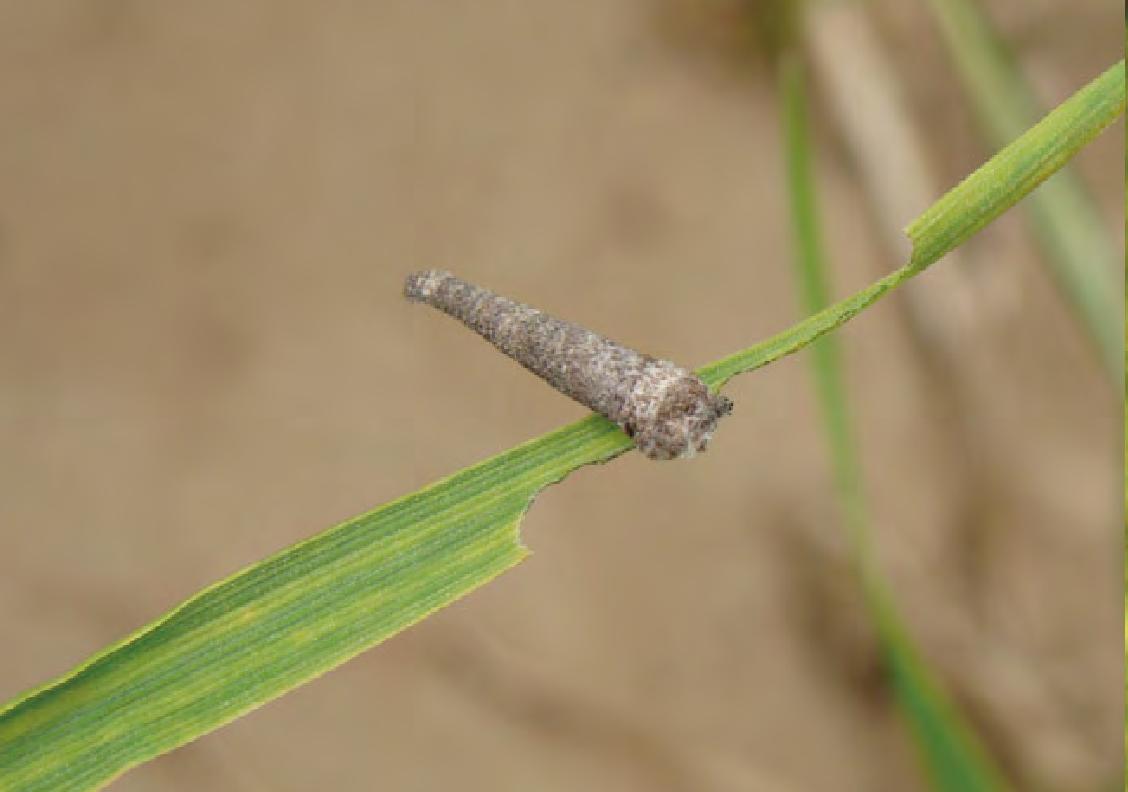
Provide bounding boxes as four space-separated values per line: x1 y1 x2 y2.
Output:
0 2 1122 790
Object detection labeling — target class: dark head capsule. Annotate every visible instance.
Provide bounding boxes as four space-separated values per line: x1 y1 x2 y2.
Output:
405 270 732 460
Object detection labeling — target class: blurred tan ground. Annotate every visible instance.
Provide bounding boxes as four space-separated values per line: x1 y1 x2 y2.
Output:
0 2 1121 790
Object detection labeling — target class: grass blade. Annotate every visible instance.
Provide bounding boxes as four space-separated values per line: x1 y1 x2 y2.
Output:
780 51 867 551
923 0 1121 378
0 418 632 792
705 62 1124 388
0 58 1123 792
781 51 1007 791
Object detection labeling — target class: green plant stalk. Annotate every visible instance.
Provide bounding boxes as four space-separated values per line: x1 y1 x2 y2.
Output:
1 58 1123 792
782 52 1007 791
923 0 1121 378
780 53 868 557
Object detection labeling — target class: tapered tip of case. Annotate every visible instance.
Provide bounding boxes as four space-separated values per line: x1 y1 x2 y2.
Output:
404 269 452 303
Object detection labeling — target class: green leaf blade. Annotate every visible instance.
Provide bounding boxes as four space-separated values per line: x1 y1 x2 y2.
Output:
1 57 1123 792
924 0 1122 377
906 59 1125 272
0 415 630 792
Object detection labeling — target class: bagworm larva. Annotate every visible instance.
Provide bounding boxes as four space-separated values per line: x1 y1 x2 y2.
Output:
404 270 732 460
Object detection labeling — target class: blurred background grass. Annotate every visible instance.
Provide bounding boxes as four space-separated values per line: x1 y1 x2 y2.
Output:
0 1 1121 790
